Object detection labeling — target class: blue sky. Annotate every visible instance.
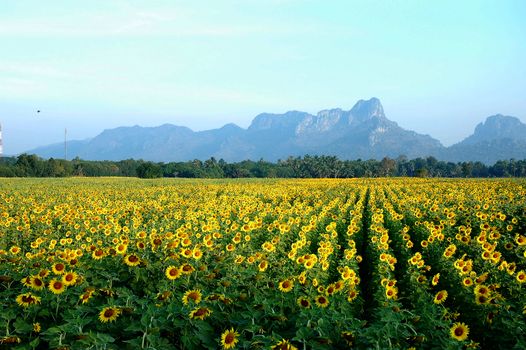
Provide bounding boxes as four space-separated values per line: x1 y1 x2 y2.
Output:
1 0 525 154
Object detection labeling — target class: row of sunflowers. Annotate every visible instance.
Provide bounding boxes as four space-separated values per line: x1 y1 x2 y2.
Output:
1 177 525 349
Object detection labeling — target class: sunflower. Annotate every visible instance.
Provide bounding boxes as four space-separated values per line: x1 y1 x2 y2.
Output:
325 284 336 295
434 290 448 304
124 254 141 267
92 249 105 260
278 279 294 293
0 336 21 344
462 278 473 287
156 291 172 302
258 260 269 272
347 290 358 302
30 276 45 290
99 306 121 323
180 263 195 275
475 294 490 305
80 290 94 304
165 266 181 280
38 269 50 278
182 289 202 305
189 307 212 320
431 273 440 286
272 339 298 350
315 295 329 308
9 246 21 255
16 293 41 307
516 270 526 283
385 286 398 300
62 271 78 286
450 322 469 341
220 328 239 349
21 276 32 287
192 248 203 260
52 262 66 275
181 248 193 258
115 243 127 255
333 280 344 292
341 331 355 346
33 322 41 333
297 297 311 308
48 279 66 294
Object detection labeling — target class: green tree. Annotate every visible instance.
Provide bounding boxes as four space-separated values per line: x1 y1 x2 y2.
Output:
136 162 162 178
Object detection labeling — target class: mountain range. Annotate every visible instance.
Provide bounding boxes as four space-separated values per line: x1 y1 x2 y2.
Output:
28 98 526 164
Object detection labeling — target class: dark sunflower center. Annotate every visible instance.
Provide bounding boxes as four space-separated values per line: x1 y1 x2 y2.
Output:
454 328 464 336
194 308 206 316
104 309 115 318
225 333 235 344
129 255 138 262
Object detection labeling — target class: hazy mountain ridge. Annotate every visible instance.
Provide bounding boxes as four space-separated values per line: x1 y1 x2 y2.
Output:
28 98 526 164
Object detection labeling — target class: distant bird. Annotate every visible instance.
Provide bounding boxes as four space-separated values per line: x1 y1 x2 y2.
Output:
37 110 41 113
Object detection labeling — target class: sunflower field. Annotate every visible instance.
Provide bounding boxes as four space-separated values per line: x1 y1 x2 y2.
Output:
1 178 526 350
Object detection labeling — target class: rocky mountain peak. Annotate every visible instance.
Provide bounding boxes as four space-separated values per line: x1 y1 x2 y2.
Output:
248 111 311 131
349 97 385 122
460 114 526 145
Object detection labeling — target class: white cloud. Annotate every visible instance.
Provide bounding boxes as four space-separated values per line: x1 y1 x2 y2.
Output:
0 3 317 39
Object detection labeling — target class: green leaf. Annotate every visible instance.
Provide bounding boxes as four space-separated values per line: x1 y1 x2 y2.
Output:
29 337 40 349
41 326 63 335
96 332 115 343
14 318 33 333
294 326 314 341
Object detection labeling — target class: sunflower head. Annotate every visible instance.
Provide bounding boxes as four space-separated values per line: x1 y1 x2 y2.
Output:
99 307 121 323
16 293 41 307
189 307 212 320
49 279 66 294
62 271 78 286
182 289 202 305
124 254 141 267
220 328 240 349
450 322 469 341
272 339 298 350
315 295 329 308
278 279 294 293
434 290 448 304
165 266 181 280
30 276 45 290
297 297 311 308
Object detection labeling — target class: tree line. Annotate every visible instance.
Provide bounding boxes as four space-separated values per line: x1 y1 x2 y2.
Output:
0 154 526 178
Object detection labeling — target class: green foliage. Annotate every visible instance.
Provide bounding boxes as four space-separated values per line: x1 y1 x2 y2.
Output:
136 162 162 179
1 154 526 179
